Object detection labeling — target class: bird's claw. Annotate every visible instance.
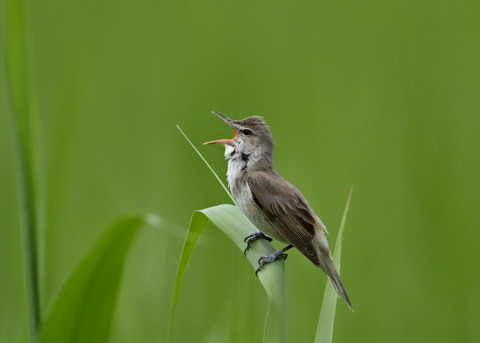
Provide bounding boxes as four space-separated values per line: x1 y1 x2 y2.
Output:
243 232 272 255
255 251 289 276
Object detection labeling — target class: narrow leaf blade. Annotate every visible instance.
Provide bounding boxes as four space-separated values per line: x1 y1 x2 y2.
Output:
6 0 44 335
170 205 286 343
315 188 353 343
39 216 146 343
169 211 209 336
201 205 286 343
177 125 236 204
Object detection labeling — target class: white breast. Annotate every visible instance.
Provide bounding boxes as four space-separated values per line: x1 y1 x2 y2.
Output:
225 152 287 243
226 158 244 191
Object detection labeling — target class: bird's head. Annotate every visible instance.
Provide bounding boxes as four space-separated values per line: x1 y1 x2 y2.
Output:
204 111 274 159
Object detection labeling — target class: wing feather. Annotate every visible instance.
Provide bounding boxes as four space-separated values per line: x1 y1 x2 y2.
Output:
247 171 321 266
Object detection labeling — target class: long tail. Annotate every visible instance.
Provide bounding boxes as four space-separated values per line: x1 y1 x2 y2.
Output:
314 235 353 310
324 257 353 311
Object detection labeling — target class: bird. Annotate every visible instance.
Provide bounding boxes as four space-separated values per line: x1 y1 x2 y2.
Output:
204 111 352 310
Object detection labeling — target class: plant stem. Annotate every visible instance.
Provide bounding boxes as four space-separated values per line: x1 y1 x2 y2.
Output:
5 0 41 339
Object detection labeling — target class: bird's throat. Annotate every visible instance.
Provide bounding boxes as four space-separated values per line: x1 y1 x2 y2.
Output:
225 147 273 194
226 151 248 191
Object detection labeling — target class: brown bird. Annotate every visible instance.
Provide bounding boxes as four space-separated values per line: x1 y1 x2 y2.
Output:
204 111 352 310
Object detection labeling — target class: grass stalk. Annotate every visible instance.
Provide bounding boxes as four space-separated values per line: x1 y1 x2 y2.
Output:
5 0 42 339
176 125 237 205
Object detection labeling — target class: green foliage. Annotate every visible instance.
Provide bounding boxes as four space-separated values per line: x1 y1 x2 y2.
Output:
315 188 353 343
5 0 43 338
171 198 352 343
39 216 148 343
171 205 286 343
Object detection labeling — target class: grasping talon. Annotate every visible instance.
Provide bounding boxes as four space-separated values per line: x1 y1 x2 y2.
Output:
243 232 272 255
255 245 293 276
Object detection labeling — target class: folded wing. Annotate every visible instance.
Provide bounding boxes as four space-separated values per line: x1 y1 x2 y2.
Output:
246 171 322 267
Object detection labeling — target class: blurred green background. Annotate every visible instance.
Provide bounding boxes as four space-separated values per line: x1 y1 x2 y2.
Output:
2 0 480 342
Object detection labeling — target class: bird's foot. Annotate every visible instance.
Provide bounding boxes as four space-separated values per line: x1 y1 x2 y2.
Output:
255 250 289 276
243 232 273 255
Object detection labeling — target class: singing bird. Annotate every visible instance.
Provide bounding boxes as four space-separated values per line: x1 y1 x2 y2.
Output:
204 111 352 310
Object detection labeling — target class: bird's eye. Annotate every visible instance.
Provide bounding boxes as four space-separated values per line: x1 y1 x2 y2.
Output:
242 129 252 136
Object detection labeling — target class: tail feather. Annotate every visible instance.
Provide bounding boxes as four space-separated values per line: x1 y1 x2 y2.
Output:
326 262 353 311
314 234 353 310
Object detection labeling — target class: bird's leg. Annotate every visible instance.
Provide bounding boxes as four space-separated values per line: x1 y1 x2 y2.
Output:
243 232 273 255
256 245 293 275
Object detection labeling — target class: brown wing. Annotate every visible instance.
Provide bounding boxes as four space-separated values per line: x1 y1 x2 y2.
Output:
246 170 321 266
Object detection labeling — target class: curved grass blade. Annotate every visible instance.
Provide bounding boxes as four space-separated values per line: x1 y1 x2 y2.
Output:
315 187 353 343
170 204 286 343
6 0 44 336
169 210 209 338
39 215 152 343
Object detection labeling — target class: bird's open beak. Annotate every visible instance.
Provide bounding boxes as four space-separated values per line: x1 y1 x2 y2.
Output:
203 111 239 145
